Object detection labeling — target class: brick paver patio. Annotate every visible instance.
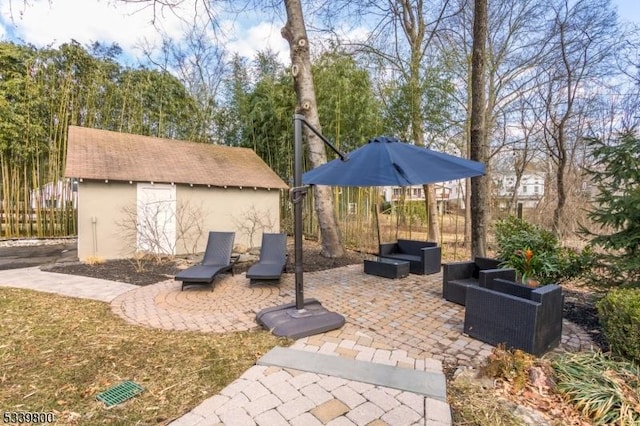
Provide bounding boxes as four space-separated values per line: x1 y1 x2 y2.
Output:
111 265 593 367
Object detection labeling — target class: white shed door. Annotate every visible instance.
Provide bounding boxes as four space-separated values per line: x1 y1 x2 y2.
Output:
136 183 176 255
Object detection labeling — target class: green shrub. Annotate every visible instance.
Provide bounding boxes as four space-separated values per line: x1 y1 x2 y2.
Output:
552 351 640 426
495 216 558 260
597 288 640 363
494 216 592 284
403 200 427 224
581 131 640 288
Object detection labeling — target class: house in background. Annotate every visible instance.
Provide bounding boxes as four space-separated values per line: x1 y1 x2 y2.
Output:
382 179 467 213
493 170 545 210
65 126 288 261
30 179 77 209
381 169 546 214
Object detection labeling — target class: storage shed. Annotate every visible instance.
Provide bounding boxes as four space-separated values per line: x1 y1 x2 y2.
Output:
65 126 288 261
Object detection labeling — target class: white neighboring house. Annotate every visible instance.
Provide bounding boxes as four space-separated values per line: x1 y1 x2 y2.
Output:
493 171 545 209
382 170 545 212
30 178 78 209
382 179 467 212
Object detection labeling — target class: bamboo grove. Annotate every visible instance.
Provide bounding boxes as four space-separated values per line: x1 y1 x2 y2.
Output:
0 41 208 237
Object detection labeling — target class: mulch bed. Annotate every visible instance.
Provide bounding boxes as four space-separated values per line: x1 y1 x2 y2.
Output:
44 239 370 286
562 288 608 351
45 259 183 287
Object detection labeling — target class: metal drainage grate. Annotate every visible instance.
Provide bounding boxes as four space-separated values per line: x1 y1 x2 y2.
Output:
96 380 144 407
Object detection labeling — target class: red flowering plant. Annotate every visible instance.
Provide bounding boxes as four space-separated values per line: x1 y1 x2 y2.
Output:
500 247 558 286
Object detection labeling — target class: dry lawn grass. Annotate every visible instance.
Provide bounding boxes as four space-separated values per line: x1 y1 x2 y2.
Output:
0 288 290 425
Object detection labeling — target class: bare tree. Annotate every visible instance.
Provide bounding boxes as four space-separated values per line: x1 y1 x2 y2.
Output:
506 97 543 214
104 0 345 257
175 200 208 254
232 204 277 248
118 202 176 260
340 0 457 243
440 0 545 249
534 0 618 236
140 21 228 142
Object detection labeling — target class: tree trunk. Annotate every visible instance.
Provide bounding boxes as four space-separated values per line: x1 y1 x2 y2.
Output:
470 0 488 258
553 139 567 236
424 184 440 242
408 44 440 243
281 0 344 257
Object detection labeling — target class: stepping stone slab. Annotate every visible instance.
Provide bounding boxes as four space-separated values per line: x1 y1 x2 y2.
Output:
257 347 447 401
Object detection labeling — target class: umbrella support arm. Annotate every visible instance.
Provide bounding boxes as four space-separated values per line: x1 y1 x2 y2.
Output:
289 186 308 204
294 114 347 161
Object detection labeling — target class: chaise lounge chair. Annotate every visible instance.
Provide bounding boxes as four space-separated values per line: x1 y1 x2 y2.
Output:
246 233 288 284
175 231 238 291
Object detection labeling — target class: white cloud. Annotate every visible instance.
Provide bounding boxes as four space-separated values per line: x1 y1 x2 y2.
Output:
222 20 289 64
0 0 198 59
0 1 377 68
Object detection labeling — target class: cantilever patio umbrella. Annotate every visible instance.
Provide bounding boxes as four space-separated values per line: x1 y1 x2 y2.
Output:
302 136 485 187
302 135 486 249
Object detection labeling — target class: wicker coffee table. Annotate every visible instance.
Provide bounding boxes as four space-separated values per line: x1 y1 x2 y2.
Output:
363 257 410 279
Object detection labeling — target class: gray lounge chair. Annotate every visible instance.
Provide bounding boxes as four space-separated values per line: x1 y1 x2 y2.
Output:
246 233 287 283
175 231 238 291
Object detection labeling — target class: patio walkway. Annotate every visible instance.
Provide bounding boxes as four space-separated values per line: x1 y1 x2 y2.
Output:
109 265 593 426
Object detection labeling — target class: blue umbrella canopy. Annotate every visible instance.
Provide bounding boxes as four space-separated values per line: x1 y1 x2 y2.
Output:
303 136 485 186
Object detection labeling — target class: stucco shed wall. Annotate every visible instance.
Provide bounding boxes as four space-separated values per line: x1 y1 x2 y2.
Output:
76 181 136 260
76 181 282 261
176 185 281 254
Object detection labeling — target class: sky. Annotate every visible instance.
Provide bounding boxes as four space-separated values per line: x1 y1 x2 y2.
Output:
0 0 291 64
0 0 639 65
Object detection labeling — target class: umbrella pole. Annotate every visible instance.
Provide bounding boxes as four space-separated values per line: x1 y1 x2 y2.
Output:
374 199 381 250
293 114 304 311
255 114 346 339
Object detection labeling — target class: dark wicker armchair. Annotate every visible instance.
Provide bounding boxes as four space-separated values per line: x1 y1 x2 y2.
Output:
463 278 563 356
379 239 441 275
442 257 516 305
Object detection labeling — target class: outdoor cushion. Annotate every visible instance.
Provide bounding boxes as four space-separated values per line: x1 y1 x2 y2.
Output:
246 233 288 283
381 253 421 263
175 231 237 291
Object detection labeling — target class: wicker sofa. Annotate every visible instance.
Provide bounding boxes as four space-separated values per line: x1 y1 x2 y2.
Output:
379 239 441 275
463 278 563 356
442 257 516 305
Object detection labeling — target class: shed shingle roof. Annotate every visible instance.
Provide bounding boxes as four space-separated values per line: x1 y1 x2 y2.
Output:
65 126 288 190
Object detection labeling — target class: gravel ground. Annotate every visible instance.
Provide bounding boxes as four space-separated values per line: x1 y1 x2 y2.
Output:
0 237 77 247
